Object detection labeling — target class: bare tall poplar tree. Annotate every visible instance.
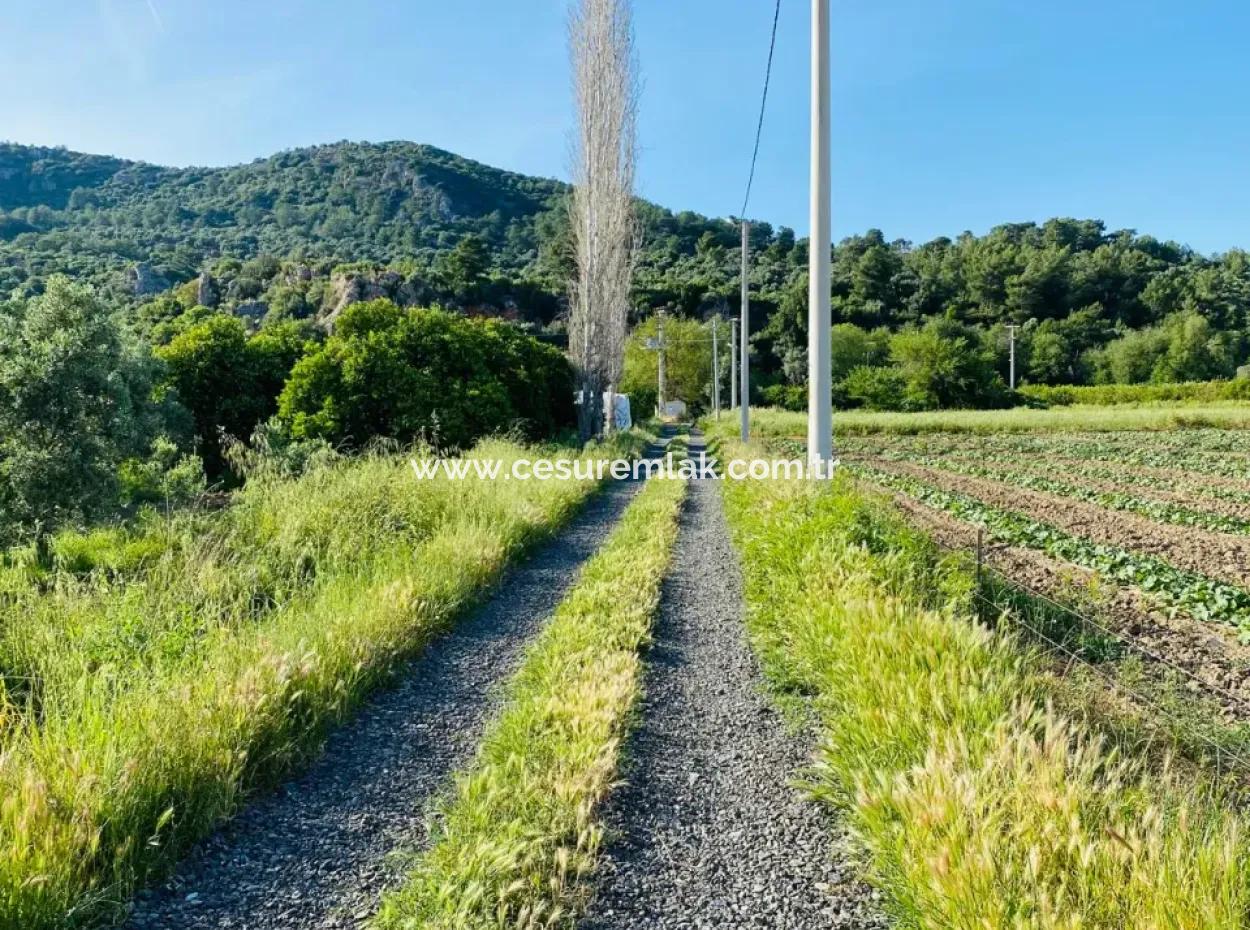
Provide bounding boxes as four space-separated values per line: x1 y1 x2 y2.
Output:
568 0 639 441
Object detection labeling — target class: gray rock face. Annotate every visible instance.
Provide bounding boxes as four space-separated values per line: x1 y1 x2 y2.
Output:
318 271 430 332
196 273 219 308
234 300 268 322
130 262 170 297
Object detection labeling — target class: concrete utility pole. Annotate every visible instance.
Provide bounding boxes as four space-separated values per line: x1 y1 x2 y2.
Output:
1007 324 1019 390
711 318 721 420
807 0 833 470
657 311 667 417
740 220 750 442
730 320 738 409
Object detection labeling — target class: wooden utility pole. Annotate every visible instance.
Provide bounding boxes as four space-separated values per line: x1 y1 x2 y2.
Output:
730 320 738 409
740 220 750 441
807 0 833 469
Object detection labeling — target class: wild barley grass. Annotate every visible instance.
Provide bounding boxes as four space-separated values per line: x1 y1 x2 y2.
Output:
720 445 1250 929
0 433 649 930
374 474 685 930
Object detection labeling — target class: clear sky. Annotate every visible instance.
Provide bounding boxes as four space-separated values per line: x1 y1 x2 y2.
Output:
2 1 1248 254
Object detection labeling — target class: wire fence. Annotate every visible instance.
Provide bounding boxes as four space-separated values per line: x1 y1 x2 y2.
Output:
936 527 1250 780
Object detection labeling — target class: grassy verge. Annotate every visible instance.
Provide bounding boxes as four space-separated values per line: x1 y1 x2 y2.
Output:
0 432 650 929
720 440 1250 928
712 402 1250 437
375 473 686 930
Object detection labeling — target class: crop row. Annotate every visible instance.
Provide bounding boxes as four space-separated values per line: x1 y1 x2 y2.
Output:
849 463 1250 636
866 451 1250 536
936 446 1250 509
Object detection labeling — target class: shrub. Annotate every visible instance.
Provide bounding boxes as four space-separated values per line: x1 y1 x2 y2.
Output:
279 301 574 450
843 365 908 410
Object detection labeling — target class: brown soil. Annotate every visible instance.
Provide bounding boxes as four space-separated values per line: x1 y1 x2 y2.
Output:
880 487 1250 723
869 456 1250 592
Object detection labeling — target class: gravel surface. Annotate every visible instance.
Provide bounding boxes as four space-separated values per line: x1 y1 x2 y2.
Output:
125 472 651 930
582 435 887 930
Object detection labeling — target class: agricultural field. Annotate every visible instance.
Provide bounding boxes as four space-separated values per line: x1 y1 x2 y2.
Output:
729 405 1250 751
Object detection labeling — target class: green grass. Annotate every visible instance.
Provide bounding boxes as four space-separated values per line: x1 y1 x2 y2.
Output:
720 442 1250 929
374 473 685 930
1020 379 1250 408
0 432 650 930
711 402 1250 437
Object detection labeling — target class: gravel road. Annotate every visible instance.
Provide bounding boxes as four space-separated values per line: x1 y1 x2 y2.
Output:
125 472 650 930
581 435 886 930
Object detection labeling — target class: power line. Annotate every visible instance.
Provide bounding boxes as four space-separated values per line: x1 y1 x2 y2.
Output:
740 0 782 219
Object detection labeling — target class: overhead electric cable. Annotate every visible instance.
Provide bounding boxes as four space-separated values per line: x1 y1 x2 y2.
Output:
740 0 783 218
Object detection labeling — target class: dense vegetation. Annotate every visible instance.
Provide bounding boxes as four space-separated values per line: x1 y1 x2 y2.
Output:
5 142 1250 412
0 274 574 545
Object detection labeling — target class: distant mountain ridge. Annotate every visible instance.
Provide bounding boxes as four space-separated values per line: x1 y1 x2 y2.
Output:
0 140 593 298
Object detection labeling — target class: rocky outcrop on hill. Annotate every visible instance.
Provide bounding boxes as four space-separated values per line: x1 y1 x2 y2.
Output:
317 270 437 331
196 272 220 308
129 262 170 297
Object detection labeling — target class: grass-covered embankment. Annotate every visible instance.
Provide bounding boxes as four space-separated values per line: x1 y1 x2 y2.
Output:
720 441 1250 928
728 402 1250 437
375 472 686 929
0 434 649 930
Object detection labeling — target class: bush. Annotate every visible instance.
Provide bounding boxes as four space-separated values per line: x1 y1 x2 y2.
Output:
843 365 909 410
279 301 574 450
760 383 806 411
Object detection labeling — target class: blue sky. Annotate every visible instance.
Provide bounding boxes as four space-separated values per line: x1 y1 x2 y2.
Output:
2 1 1248 253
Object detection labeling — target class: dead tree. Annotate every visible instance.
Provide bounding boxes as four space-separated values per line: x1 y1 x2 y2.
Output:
568 0 639 441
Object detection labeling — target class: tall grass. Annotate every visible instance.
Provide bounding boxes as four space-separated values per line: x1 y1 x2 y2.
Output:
1021 379 1250 407
713 402 1250 437
0 434 648 930
720 443 1250 928
375 474 685 930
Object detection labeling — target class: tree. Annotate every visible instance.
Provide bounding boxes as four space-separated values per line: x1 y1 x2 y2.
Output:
568 0 639 439
279 300 572 449
437 234 491 303
888 317 1006 409
621 315 718 413
0 277 159 540
157 315 311 479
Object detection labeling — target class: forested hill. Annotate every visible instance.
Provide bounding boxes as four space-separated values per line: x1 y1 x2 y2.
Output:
0 141 574 294
4 139 1250 393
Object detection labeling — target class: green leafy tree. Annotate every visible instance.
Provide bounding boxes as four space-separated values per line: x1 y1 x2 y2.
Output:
157 315 310 478
279 300 569 449
888 317 1006 409
622 315 722 414
0 277 160 540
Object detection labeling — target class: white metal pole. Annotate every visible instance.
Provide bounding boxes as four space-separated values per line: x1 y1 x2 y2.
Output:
740 220 750 442
657 311 667 417
730 320 738 410
1007 324 1017 390
807 0 833 470
712 319 721 420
